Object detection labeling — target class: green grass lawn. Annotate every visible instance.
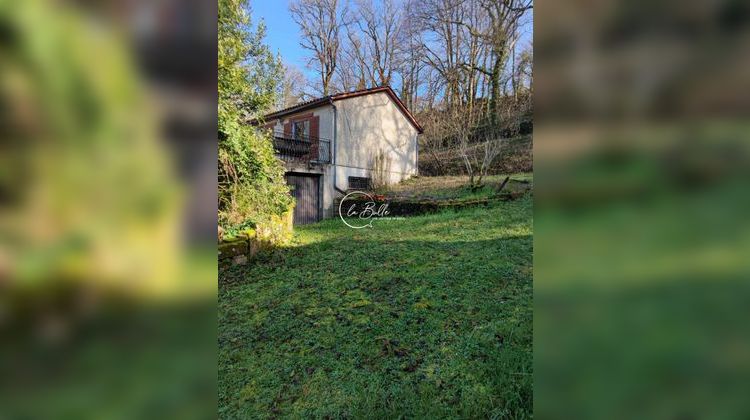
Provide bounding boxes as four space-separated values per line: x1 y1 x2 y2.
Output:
219 185 532 418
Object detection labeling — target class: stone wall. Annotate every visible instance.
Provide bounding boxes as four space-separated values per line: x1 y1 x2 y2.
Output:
218 209 293 266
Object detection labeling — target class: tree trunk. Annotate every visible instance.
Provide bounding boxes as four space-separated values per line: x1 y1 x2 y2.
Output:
489 55 502 123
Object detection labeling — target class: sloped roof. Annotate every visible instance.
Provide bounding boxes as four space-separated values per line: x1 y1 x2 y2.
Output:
262 86 424 133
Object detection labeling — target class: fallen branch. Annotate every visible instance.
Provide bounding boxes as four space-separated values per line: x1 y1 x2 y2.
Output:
495 176 510 193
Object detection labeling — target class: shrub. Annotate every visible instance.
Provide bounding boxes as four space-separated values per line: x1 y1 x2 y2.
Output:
218 0 292 231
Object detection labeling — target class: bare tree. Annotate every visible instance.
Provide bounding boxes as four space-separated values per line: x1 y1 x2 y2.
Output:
444 107 501 189
395 0 427 110
515 40 533 93
413 0 465 109
413 0 531 115
353 0 403 87
337 26 369 91
459 0 491 113
463 0 532 119
278 63 310 108
418 110 452 175
289 0 348 96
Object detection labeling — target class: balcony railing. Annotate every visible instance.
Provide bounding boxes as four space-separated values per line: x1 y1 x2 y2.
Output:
273 134 331 164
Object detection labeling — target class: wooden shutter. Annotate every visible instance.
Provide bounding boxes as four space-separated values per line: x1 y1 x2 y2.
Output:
310 116 319 139
309 116 320 160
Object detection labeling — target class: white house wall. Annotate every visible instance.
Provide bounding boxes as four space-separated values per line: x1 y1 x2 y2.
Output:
335 92 419 187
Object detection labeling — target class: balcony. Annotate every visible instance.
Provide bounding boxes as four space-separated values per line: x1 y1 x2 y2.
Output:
273 134 331 164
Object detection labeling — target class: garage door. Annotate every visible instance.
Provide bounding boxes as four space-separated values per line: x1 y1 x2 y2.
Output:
286 173 320 225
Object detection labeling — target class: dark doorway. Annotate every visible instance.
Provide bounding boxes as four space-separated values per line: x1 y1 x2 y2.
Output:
286 173 321 225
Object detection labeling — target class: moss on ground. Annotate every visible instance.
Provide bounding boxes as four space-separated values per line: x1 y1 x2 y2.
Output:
219 188 532 418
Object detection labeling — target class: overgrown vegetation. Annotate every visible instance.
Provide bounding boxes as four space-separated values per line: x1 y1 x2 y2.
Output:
418 94 533 178
381 174 532 201
219 186 532 418
218 0 292 230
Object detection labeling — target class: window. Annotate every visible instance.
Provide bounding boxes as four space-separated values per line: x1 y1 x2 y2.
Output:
292 120 310 141
348 176 372 190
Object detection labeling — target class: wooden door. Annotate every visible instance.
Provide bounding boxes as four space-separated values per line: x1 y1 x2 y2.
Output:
286 173 320 225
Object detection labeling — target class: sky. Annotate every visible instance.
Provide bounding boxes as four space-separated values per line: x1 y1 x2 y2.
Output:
251 0 533 89
252 1 316 79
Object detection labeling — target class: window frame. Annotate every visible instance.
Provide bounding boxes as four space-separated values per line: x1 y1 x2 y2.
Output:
348 176 372 190
292 120 310 141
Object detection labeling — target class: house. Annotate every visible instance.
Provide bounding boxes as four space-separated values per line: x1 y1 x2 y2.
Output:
258 86 423 225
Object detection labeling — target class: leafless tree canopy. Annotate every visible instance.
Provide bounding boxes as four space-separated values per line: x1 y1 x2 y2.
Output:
277 63 310 109
287 0 533 184
289 0 348 96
